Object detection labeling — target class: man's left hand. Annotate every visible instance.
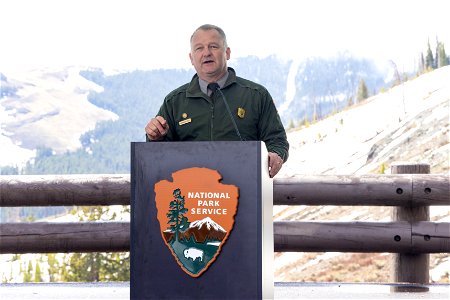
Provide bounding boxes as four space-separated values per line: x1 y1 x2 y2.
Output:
268 152 283 178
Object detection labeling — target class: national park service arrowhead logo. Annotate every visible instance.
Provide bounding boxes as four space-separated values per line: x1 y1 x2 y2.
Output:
154 167 239 277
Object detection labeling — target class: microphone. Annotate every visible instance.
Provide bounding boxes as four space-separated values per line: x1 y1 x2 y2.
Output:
208 83 244 141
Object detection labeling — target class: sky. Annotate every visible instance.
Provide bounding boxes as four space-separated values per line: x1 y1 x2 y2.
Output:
1 0 449 73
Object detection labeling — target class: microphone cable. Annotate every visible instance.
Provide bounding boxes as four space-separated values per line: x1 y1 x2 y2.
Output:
208 83 244 141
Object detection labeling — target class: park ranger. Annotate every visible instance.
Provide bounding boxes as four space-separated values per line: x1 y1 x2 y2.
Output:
145 24 289 178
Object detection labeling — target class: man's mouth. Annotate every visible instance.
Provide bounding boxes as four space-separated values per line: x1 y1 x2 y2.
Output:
203 59 214 65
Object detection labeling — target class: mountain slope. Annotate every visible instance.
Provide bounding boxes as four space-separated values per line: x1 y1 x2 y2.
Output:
275 66 450 283
280 65 450 176
0 67 118 167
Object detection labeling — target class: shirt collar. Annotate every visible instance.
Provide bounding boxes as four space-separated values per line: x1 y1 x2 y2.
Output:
199 70 229 95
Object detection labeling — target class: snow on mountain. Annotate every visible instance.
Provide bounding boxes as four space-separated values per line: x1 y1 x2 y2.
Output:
278 59 302 118
280 65 450 177
190 217 226 233
182 217 227 243
0 67 119 167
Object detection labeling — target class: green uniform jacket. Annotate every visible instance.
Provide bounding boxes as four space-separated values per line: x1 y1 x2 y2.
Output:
150 67 289 162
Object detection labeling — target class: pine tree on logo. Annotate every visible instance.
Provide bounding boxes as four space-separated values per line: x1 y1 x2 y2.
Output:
166 188 189 242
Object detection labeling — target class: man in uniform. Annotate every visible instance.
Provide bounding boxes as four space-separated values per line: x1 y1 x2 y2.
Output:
145 24 288 177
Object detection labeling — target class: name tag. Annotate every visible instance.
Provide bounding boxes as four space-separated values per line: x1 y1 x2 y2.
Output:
179 118 192 126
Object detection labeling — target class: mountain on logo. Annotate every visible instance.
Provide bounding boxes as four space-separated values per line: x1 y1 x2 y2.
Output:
183 217 227 243
163 217 227 243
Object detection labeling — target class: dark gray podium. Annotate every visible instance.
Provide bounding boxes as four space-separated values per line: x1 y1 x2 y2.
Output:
131 141 273 299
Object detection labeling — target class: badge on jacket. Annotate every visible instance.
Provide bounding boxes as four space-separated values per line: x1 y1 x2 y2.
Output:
179 113 191 126
237 107 245 119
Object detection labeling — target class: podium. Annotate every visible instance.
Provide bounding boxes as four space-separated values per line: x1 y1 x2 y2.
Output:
131 141 273 299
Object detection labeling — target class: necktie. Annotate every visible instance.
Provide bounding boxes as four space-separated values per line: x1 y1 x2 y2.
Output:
207 82 220 95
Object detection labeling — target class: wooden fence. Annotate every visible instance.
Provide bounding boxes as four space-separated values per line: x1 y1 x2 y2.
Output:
1 163 449 290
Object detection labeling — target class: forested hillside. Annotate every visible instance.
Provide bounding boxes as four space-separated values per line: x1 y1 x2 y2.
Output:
0 54 388 176
21 68 192 174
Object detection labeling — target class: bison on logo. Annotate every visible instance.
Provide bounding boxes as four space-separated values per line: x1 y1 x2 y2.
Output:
154 167 239 277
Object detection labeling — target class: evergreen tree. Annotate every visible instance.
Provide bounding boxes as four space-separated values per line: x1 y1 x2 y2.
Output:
167 188 189 241
45 206 130 282
302 116 311 128
23 261 33 282
418 52 425 75
66 253 101 282
425 40 435 70
0 165 19 175
438 42 448 68
47 254 60 282
19 262 23 281
60 251 130 282
356 79 369 103
435 37 440 69
347 96 354 107
287 119 295 130
34 262 43 282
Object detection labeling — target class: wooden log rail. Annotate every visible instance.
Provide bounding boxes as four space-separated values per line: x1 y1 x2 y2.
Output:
1 221 449 254
0 222 130 253
1 174 449 207
0 174 131 207
0 173 449 254
0 169 449 291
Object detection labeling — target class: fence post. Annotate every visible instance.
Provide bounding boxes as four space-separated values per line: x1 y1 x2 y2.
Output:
390 162 430 292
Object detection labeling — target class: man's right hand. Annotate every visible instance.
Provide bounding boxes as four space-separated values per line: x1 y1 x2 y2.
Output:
145 116 169 141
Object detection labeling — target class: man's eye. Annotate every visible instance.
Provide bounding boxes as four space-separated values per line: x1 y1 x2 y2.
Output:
195 47 203 52
210 45 219 49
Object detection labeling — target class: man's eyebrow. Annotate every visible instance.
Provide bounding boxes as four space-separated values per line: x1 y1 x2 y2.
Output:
192 41 220 48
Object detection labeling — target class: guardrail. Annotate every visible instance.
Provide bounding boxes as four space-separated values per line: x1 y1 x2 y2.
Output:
1 163 449 291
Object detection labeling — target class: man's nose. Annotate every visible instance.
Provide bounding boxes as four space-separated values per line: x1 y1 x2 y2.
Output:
202 47 212 56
